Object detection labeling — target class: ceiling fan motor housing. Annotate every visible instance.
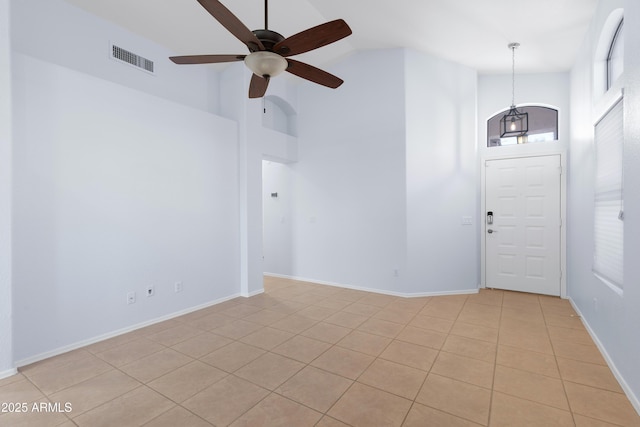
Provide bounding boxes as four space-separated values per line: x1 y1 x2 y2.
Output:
251 29 285 52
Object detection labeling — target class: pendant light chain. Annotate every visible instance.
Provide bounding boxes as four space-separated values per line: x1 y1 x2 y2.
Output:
509 42 520 107
500 42 527 138
511 44 516 107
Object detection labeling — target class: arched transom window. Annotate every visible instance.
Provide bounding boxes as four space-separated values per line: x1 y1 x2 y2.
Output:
487 106 558 147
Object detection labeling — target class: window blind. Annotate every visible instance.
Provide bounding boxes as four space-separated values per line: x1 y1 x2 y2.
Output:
593 98 624 289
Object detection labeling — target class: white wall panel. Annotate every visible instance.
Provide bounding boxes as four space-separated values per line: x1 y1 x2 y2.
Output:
568 0 640 411
404 49 479 294
12 55 239 362
0 0 14 377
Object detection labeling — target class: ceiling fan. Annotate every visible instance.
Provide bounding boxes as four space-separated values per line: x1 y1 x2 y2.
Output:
170 0 352 98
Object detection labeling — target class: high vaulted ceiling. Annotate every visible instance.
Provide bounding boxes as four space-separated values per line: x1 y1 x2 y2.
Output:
64 0 598 74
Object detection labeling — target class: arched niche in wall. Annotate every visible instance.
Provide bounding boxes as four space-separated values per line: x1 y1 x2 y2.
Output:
594 8 624 98
262 95 298 137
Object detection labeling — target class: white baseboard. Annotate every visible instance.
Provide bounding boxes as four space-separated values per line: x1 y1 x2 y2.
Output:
242 288 264 298
0 367 18 380
264 273 478 298
14 292 241 369
568 297 640 416
401 288 479 297
13 274 479 371
264 272 294 280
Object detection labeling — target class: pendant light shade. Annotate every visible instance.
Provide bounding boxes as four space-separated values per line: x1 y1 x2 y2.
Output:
500 105 528 137
500 43 528 138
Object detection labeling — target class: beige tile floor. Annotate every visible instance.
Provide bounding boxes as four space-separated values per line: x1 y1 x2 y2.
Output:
2 277 640 426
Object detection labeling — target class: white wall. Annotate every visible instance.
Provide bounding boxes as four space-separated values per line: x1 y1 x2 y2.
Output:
568 0 640 410
12 55 239 363
261 91 299 163
218 64 260 297
286 48 479 296
258 84 299 281
262 161 294 276
623 0 640 407
404 49 478 295
293 49 408 293
219 64 299 297
12 0 220 115
0 0 14 377
9 0 242 364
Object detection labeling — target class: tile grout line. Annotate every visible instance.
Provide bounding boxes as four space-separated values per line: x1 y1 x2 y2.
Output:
10 280 638 426
542 295 580 427
402 294 483 426
485 290 505 427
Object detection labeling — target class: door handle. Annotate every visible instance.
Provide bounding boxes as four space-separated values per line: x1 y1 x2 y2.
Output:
487 229 498 234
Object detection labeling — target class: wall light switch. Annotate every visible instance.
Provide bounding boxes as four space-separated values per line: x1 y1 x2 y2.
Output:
462 216 473 225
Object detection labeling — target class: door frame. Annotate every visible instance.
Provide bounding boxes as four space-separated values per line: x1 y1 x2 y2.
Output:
480 149 567 298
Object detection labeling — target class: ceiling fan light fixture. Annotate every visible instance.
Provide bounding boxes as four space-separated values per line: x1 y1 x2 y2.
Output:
170 1 351 98
244 51 288 78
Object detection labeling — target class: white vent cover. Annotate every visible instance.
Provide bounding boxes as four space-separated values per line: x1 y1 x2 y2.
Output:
110 44 154 74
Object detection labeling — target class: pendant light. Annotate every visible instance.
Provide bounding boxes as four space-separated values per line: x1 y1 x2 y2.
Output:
500 42 528 138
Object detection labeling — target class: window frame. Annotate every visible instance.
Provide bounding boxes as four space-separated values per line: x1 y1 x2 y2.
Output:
486 105 559 148
606 18 624 91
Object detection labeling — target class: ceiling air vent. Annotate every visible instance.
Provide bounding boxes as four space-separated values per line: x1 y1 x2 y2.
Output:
110 44 154 74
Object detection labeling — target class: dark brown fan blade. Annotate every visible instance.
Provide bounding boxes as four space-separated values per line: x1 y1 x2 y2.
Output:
170 54 246 64
196 0 265 51
274 19 352 57
286 59 343 89
249 74 270 98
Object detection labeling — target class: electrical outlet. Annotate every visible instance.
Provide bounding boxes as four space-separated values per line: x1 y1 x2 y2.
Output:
146 285 154 297
174 282 183 293
127 292 136 305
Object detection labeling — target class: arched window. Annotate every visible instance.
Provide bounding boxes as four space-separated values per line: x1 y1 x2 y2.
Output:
607 18 624 90
594 9 624 96
487 106 558 147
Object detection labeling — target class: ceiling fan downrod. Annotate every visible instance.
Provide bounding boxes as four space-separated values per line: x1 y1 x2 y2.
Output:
264 0 268 30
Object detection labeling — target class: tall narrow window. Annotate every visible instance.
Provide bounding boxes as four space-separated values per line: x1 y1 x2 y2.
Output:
607 19 624 90
593 98 624 290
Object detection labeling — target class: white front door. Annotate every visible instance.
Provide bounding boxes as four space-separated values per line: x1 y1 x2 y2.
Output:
485 155 561 296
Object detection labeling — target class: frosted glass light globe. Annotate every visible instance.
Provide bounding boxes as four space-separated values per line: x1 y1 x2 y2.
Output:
244 51 288 77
